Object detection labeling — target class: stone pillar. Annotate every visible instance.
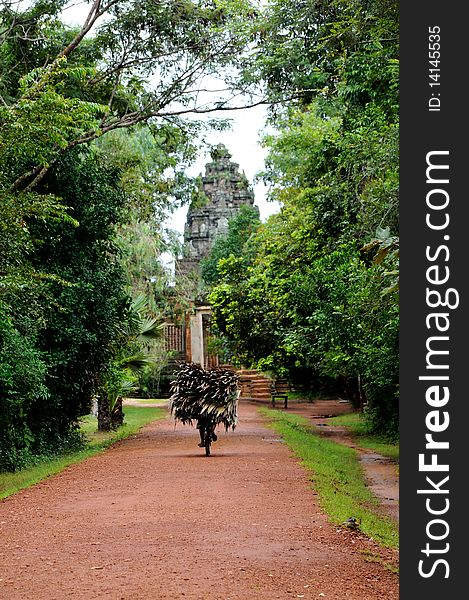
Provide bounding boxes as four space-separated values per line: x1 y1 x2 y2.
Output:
189 306 212 366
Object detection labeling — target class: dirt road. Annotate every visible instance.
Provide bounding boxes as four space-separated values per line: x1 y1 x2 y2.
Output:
0 402 398 599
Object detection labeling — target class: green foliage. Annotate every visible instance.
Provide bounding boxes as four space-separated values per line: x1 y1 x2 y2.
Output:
0 0 260 203
96 292 165 431
209 217 399 435
0 303 48 471
95 125 198 222
0 58 107 191
0 0 264 469
207 0 399 437
201 204 261 286
245 0 398 107
189 176 210 210
0 0 400 463
26 149 130 438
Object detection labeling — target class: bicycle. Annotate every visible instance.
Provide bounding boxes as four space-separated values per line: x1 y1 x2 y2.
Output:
197 418 217 456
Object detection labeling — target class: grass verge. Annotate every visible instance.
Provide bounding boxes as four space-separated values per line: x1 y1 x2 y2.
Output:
327 412 399 462
259 407 399 550
0 405 166 501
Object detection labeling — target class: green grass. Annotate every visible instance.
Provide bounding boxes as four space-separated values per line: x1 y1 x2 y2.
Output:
260 408 399 550
125 398 168 404
0 405 166 500
327 412 399 461
286 390 332 403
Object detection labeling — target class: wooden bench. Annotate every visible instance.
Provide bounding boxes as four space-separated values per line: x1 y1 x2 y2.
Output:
270 378 290 408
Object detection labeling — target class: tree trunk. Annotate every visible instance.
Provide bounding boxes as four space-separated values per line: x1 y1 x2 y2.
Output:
97 395 111 431
341 376 363 410
110 396 124 430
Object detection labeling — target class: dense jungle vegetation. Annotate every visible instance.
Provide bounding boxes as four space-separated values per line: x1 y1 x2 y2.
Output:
0 0 398 471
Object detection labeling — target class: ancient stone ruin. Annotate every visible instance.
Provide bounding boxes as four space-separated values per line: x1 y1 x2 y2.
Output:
177 143 258 277
164 144 259 371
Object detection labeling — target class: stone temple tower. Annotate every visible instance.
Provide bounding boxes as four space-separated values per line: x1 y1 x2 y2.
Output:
177 144 259 276
167 144 258 369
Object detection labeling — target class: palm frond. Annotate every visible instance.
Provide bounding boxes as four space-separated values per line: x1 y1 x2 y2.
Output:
169 363 239 430
138 316 164 340
118 352 155 373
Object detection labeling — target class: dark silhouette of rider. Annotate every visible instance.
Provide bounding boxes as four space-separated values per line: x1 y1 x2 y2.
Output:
196 414 217 447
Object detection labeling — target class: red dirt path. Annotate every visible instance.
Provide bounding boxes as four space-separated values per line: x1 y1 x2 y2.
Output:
0 401 398 600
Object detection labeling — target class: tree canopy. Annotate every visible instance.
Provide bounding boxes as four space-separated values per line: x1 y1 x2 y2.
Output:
1 0 263 469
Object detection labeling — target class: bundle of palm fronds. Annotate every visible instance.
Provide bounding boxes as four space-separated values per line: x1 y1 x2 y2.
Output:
169 362 240 430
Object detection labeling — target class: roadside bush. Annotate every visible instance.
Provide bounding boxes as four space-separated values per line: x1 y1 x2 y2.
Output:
0 305 48 471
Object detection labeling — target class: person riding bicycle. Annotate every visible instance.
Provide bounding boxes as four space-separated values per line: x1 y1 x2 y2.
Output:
196 413 217 447
169 363 239 455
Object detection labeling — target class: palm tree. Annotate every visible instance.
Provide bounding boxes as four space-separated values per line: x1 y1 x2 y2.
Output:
97 293 163 431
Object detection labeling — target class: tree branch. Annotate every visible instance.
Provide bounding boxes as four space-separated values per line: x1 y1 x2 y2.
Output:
59 0 119 60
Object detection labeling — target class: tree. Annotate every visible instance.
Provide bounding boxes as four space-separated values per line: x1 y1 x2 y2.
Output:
0 0 265 468
97 293 163 431
1 0 263 194
244 0 398 107
0 301 49 471
201 204 261 286
28 147 131 441
0 0 265 305
208 0 399 437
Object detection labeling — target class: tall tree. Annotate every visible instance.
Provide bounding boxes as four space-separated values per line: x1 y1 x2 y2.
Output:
1 0 263 194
